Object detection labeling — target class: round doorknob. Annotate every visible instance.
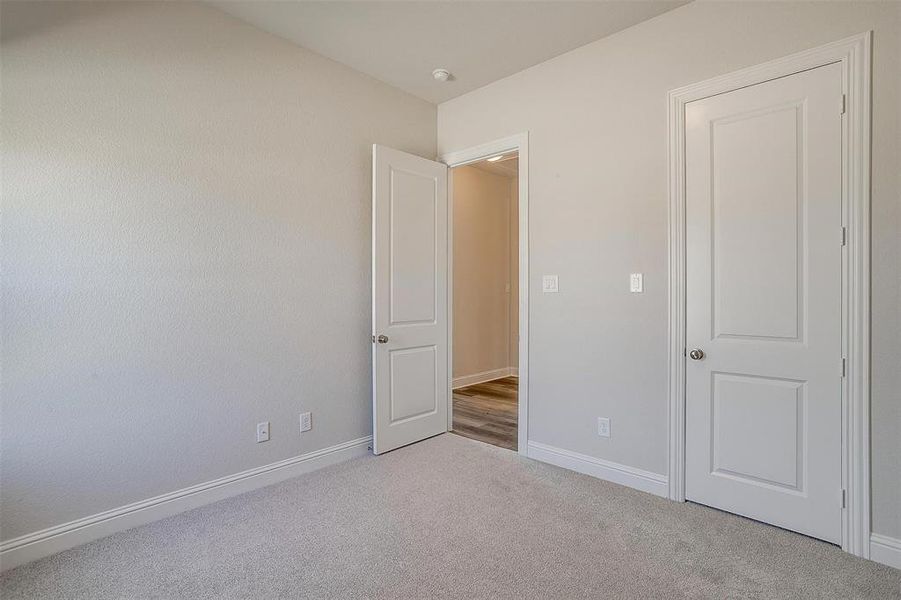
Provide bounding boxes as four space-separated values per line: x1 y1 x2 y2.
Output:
689 349 705 360
377 335 389 344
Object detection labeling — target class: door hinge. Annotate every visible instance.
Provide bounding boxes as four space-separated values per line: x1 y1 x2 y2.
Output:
371 335 376 343
841 489 847 509
840 226 847 246
840 94 846 115
841 358 846 377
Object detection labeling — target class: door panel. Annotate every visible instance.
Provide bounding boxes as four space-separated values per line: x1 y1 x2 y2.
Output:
389 345 438 423
372 145 448 454
711 104 803 341
711 373 805 491
390 169 438 325
685 63 842 543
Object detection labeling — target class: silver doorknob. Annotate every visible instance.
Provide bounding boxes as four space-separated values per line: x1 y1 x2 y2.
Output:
689 349 705 360
377 335 389 344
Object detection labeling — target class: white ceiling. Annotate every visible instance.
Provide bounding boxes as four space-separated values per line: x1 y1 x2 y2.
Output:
211 1 688 104
470 155 518 178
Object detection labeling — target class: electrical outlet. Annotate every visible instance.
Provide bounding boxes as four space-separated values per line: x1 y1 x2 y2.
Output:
256 421 270 443
299 412 312 433
597 417 610 438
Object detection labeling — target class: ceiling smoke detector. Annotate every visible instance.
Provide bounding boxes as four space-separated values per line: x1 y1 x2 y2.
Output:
432 68 451 82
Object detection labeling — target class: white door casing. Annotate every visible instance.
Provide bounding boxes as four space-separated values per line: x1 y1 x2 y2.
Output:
668 33 872 557
684 63 843 543
372 145 448 454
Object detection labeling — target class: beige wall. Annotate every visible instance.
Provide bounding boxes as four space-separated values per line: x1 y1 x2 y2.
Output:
439 1 901 538
0 1 436 541
452 166 517 381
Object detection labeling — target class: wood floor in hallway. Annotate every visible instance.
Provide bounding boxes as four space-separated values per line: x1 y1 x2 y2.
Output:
451 376 518 450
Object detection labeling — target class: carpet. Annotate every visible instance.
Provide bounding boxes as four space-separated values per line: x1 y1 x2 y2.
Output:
2 434 898 599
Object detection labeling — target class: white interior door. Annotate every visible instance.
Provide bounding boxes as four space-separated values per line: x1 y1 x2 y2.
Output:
684 63 843 543
372 145 448 454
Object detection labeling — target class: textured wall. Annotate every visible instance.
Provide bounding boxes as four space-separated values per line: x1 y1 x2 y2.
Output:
0 1 436 540
439 1 900 537
452 166 516 380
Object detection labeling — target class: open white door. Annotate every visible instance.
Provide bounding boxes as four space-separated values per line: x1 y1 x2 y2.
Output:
372 145 448 454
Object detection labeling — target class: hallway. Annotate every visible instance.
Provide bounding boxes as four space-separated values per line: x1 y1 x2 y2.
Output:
451 376 517 450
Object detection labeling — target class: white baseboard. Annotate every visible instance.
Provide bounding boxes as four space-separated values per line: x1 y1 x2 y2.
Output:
0 436 372 572
870 533 901 570
453 367 517 389
527 441 668 498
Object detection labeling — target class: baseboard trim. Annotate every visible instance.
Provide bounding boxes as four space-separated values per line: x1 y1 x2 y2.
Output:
0 436 372 572
870 533 901 570
453 367 517 389
527 441 668 498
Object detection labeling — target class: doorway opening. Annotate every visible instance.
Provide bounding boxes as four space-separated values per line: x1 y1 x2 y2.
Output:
449 152 519 451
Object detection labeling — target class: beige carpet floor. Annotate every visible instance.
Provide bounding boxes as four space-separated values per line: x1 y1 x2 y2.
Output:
2 433 899 599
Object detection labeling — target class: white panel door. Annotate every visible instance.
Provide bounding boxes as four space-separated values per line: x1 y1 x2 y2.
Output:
684 63 843 543
372 145 448 454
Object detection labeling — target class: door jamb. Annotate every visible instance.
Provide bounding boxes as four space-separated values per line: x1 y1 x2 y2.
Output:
439 132 530 455
666 32 872 558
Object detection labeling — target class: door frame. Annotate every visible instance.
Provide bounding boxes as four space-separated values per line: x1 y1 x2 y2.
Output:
439 132 530 455
666 33 872 557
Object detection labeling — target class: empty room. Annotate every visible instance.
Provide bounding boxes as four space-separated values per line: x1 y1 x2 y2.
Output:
1 1 899 598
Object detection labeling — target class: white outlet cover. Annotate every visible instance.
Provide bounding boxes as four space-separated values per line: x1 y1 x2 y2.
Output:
299 412 312 433
542 275 559 293
597 417 610 438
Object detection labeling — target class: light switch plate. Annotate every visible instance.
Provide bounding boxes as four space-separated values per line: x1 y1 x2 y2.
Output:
542 275 559 293
630 273 643 293
256 421 270 443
